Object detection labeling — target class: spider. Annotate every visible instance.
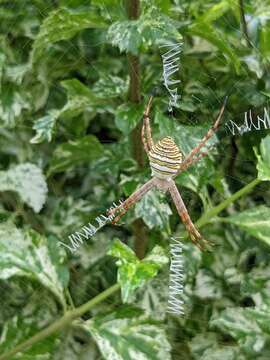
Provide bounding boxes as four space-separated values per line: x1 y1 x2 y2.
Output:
108 96 227 251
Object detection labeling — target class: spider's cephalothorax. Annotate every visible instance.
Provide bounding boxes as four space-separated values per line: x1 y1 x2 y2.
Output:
148 136 183 179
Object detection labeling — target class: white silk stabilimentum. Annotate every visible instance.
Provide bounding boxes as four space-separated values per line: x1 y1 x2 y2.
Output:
226 107 270 135
167 236 185 315
58 199 124 253
160 43 183 112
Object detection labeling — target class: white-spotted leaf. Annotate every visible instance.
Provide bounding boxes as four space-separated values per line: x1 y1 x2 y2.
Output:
83 306 172 360
224 205 270 246
0 223 68 307
32 8 106 61
0 163 47 213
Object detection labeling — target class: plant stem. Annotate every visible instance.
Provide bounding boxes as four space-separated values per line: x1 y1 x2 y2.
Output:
65 287 75 310
0 178 260 359
196 178 261 228
239 0 252 47
127 0 142 166
126 0 148 259
0 284 120 360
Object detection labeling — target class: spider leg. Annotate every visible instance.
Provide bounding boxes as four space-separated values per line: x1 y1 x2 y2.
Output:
141 96 154 153
179 144 215 172
168 180 213 251
176 97 228 176
108 178 156 224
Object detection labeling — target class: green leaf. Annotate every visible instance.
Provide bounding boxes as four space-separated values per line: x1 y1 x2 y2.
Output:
0 52 6 88
6 63 30 85
61 78 99 100
254 134 270 181
198 0 231 23
188 22 241 72
108 239 168 302
200 346 241 360
135 189 172 230
241 263 270 307
0 223 68 307
194 269 223 300
48 135 103 175
211 307 270 354
52 327 98 359
83 306 172 360
135 271 169 320
243 54 264 78
189 333 242 360
224 205 270 246
107 6 182 55
30 110 59 144
31 79 103 144
260 22 270 57
46 196 93 238
0 292 59 359
0 86 30 127
93 75 129 98
115 103 144 135
107 20 141 54
0 163 47 213
32 8 106 61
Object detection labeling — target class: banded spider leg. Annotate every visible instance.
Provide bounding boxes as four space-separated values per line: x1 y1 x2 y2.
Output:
108 178 155 224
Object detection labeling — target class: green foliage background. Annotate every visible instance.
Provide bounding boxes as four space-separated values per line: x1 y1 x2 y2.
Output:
0 0 270 359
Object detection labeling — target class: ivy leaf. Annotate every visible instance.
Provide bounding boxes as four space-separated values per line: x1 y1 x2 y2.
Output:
0 163 47 213
0 86 30 128
108 239 168 302
241 263 270 307
115 103 144 135
31 79 104 144
211 307 270 354
82 306 172 360
135 271 169 320
254 134 270 181
0 52 5 87
194 269 223 300
224 205 270 247
61 78 100 100
107 6 182 55
48 135 103 175
243 54 264 78
0 223 68 307
188 22 241 72
107 20 141 54
0 292 59 359
32 8 106 61
198 0 231 23
135 189 172 230
93 75 129 98
189 333 242 360
30 110 59 144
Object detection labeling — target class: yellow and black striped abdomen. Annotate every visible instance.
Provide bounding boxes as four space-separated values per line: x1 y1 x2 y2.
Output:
149 137 183 179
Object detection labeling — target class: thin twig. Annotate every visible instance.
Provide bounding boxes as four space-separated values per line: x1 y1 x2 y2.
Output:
126 0 148 259
239 0 252 47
